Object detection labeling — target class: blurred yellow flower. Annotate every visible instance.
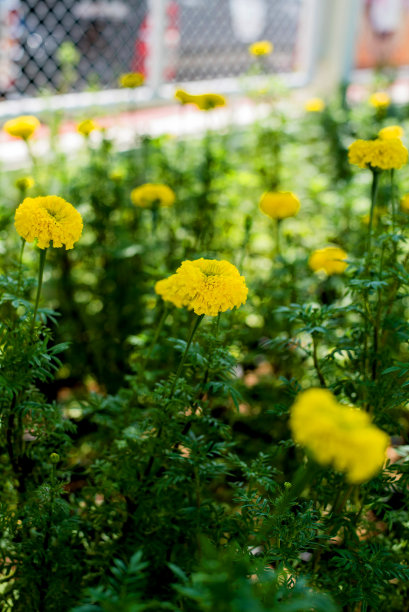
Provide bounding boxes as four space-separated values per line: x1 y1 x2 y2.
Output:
259 191 300 220
109 169 125 182
4 115 40 140
369 91 391 109
15 195 83 249
309 246 348 275
175 89 226 111
378 125 404 140
155 258 248 316
304 98 325 112
15 176 35 191
119 72 145 88
348 138 408 170
290 388 389 484
77 119 100 136
131 183 175 208
248 40 273 56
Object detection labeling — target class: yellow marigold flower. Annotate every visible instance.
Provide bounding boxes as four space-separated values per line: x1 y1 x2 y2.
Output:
248 40 273 56
77 119 100 136
131 183 175 208
14 195 83 250
304 97 325 112
259 191 300 220
155 258 248 316
348 138 408 170
119 72 145 88
4 115 40 140
15 176 35 191
401 194 409 213
309 246 348 275
175 89 226 111
369 91 391 109
378 125 404 140
290 388 389 484
109 169 125 182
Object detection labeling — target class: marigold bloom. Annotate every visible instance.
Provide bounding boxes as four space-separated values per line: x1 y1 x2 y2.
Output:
248 40 273 56
309 246 348 275
155 258 248 316
77 119 100 136
369 91 391 109
290 388 389 483
131 183 175 208
4 115 40 140
175 89 226 111
119 72 145 88
348 138 408 170
15 195 83 249
259 191 300 220
304 97 325 112
378 125 404 140
15 176 35 191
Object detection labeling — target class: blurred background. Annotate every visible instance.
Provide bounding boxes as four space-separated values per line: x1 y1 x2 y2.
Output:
1 0 408 101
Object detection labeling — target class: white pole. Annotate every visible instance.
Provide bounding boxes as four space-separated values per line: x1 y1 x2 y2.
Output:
147 0 167 97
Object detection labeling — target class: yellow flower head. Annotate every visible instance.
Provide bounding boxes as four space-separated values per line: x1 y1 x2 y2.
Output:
348 138 408 170
109 169 125 182
15 195 83 250
155 258 248 316
131 183 175 208
175 89 226 111
309 246 348 275
304 98 325 112
4 115 40 140
119 72 145 88
15 176 35 191
290 388 389 484
77 119 100 136
259 191 300 220
248 40 273 56
378 125 404 140
369 91 391 109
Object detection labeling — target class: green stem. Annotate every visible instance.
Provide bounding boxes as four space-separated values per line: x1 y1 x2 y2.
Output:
16 238 26 296
390 169 396 233
366 170 379 264
142 303 169 369
312 334 326 387
169 314 204 398
24 138 37 169
275 218 281 257
30 249 47 334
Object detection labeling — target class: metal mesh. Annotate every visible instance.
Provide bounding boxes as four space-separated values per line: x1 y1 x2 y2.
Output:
5 0 305 97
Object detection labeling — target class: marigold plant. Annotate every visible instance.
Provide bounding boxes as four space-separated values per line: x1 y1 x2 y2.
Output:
369 91 391 109
77 119 100 136
308 246 348 275
248 40 273 56
14 195 83 249
348 138 408 170
119 72 145 88
175 89 226 111
259 191 300 220
290 388 389 483
378 125 404 140
131 183 175 208
155 258 248 316
304 97 325 112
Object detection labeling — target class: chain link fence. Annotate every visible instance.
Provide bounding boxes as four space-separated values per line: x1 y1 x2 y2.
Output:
1 0 310 98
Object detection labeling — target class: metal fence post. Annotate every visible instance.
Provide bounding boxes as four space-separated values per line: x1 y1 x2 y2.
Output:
147 0 167 98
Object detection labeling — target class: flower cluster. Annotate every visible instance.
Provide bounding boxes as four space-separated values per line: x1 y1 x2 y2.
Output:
304 98 325 112
248 40 273 56
131 183 175 208
378 125 404 140
119 72 145 88
290 388 389 483
77 119 100 136
175 89 226 111
309 246 348 275
4 115 40 140
259 191 300 220
155 258 248 316
15 195 83 249
348 138 408 170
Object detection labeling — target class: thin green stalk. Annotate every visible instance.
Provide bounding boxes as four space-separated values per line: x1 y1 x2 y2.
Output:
274 218 281 258
169 314 204 399
142 303 169 369
390 169 396 233
16 238 26 296
30 248 47 334
366 169 379 263
312 334 326 388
